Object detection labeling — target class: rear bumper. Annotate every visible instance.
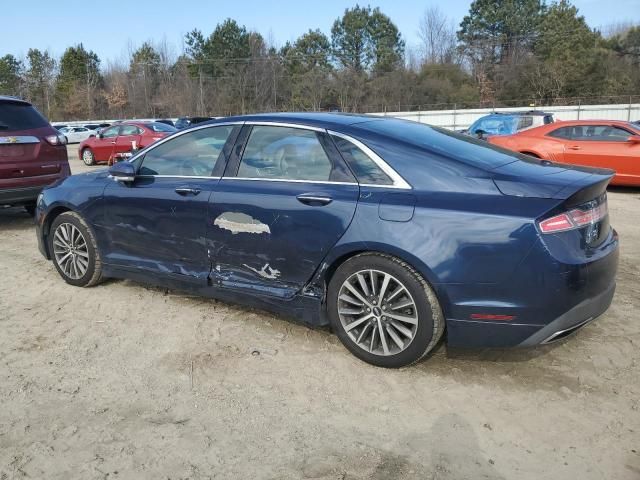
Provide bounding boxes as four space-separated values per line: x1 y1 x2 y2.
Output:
0 185 43 205
445 228 619 349
446 280 615 348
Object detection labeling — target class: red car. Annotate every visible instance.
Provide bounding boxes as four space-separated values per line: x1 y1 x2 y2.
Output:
78 121 176 165
488 120 640 186
0 96 70 214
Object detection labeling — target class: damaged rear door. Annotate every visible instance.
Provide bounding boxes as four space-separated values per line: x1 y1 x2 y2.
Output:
208 123 359 298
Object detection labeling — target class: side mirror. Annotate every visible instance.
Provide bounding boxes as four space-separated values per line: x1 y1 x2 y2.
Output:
109 161 136 182
627 135 640 144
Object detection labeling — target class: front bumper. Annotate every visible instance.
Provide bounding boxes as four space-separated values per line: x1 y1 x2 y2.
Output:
0 185 43 206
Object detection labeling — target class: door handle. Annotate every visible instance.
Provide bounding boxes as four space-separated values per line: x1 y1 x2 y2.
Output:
175 187 201 196
296 193 332 205
567 145 581 150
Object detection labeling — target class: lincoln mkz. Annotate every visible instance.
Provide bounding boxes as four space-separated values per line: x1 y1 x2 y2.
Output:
35 113 619 367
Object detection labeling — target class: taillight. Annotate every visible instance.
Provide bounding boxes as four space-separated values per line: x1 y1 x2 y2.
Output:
538 199 608 234
44 134 68 146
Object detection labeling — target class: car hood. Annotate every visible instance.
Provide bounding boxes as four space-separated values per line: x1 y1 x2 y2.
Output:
490 158 614 200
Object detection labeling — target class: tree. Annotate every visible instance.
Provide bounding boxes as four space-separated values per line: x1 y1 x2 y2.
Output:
331 5 404 74
532 0 601 98
458 0 545 102
0 55 23 96
418 6 457 65
129 42 162 116
25 49 56 117
56 44 101 118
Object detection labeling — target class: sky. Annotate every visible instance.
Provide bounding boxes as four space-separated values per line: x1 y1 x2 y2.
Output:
1 0 639 63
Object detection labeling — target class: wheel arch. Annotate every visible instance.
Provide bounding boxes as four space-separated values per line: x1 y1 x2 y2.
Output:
317 242 451 317
41 204 75 259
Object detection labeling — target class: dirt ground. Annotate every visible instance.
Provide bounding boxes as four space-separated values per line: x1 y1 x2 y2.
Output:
1 146 639 479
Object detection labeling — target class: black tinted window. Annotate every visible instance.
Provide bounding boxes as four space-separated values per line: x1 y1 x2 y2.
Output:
238 126 333 181
139 126 233 176
549 125 633 141
332 136 392 185
0 103 48 131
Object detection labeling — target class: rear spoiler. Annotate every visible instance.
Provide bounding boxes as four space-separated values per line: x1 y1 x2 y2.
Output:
557 172 614 208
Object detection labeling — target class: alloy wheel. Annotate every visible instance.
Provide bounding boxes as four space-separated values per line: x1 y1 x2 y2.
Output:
337 269 418 356
53 222 89 280
82 149 94 165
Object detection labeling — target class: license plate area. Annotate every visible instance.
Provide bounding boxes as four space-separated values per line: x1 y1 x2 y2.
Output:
0 145 25 156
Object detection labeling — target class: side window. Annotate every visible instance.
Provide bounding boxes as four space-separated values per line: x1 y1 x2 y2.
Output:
581 125 632 142
517 116 533 130
331 136 392 185
139 126 233 176
120 125 138 136
102 126 120 138
237 126 333 181
548 126 574 140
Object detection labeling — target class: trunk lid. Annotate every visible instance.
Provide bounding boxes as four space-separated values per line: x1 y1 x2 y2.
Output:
490 157 614 200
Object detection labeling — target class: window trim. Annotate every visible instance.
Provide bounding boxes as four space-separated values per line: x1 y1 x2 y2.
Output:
328 130 411 190
124 120 411 189
546 124 636 142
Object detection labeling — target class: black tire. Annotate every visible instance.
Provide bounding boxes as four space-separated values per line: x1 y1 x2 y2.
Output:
48 211 103 287
81 148 95 166
327 252 444 368
24 204 36 216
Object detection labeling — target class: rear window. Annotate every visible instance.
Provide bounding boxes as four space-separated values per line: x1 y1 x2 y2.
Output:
359 118 521 169
145 122 177 133
0 102 49 132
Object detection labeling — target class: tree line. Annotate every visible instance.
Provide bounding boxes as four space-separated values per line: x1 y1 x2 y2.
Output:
0 0 639 121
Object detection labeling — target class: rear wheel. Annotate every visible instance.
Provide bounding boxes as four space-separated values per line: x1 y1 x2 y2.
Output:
48 212 103 287
81 148 95 166
327 253 444 368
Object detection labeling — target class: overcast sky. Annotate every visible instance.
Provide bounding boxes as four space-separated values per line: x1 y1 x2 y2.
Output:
2 0 639 63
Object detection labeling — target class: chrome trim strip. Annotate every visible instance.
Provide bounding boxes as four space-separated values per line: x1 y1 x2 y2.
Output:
135 175 221 180
0 135 40 144
245 121 325 132
221 177 357 186
327 130 412 190
126 121 245 163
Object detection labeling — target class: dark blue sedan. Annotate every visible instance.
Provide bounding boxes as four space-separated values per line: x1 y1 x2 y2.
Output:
35 113 619 368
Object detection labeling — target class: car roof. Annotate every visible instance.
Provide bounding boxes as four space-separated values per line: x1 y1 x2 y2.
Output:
206 112 384 130
0 95 31 106
485 110 552 116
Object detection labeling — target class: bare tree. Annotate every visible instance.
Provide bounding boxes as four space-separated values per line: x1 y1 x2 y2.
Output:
417 6 458 65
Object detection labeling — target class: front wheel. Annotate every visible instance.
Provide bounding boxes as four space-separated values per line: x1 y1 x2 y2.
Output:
81 148 95 166
327 253 444 368
48 211 103 287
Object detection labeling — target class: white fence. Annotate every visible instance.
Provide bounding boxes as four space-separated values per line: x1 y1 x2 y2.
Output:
54 103 640 131
370 103 640 130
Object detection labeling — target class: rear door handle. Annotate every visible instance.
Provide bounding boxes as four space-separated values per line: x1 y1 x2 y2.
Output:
175 187 201 196
296 193 332 206
567 145 581 150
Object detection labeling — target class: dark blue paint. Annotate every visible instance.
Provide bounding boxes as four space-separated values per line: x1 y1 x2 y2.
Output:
35 113 619 349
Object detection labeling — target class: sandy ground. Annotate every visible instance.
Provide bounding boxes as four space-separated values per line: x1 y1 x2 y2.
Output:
0 146 639 479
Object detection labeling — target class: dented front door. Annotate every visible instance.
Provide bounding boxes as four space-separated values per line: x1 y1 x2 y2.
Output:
207 179 359 298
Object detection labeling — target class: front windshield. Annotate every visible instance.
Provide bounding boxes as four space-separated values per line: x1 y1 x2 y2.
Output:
469 115 518 136
145 122 177 133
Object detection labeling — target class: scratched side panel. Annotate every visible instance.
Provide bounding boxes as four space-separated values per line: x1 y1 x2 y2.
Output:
206 179 359 298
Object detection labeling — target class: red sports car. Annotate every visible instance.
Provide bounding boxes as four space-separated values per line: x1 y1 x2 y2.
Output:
488 120 640 186
78 121 176 165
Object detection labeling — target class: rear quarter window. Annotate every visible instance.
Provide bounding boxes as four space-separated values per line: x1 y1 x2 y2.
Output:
0 102 49 131
359 119 521 169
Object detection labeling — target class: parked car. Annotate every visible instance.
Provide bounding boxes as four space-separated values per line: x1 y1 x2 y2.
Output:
466 111 554 139
59 126 95 144
36 113 618 367
174 116 212 129
0 96 70 214
78 121 176 165
488 120 640 186
83 123 111 131
53 124 68 131
155 119 175 127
